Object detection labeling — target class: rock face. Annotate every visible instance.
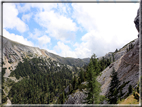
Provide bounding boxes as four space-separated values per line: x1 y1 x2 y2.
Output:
98 39 137 62
97 38 139 103
64 89 87 104
64 85 70 94
116 38 139 97
64 37 139 104
97 56 123 96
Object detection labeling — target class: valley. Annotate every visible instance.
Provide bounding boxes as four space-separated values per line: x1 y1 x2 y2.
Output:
1 35 140 105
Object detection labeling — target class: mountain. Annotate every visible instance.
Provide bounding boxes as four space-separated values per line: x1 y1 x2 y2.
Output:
2 36 91 104
97 38 139 103
2 36 90 77
63 37 139 104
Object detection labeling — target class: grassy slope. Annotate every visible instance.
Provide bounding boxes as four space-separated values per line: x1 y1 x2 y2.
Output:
118 94 139 104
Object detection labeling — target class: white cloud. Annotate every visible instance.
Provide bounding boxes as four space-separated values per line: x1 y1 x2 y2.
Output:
52 40 94 58
53 29 133 58
52 3 140 58
28 29 51 49
34 10 78 42
58 3 67 14
28 28 42 40
53 41 77 58
16 3 31 13
38 35 51 46
32 3 57 11
78 30 123 57
71 3 139 57
3 29 34 47
16 3 57 13
3 3 28 33
57 3 72 16
22 13 32 22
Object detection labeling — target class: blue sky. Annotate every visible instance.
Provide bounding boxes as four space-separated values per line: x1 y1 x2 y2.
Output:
3 2 139 58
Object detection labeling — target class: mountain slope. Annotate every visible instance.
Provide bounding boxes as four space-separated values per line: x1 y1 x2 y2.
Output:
2 36 90 104
2 36 90 77
97 38 139 103
64 38 139 104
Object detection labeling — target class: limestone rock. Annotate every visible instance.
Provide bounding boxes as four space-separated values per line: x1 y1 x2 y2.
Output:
97 38 139 103
64 89 87 104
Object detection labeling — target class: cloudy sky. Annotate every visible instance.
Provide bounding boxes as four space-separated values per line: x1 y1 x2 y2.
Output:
3 1 139 58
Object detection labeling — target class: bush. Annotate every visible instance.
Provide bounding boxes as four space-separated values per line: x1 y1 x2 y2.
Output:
133 91 135 96
136 84 139 93
117 98 121 104
134 93 139 101
132 84 139 101
2 61 5 65
78 84 86 91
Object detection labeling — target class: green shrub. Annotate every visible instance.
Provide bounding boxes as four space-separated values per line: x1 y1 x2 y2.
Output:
134 93 139 101
78 84 86 91
117 98 121 104
133 91 135 96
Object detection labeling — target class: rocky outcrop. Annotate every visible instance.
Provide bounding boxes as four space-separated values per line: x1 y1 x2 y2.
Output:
63 37 139 104
97 55 123 96
64 89 87 104
64 85 70 94
97 38 139 103
116 38 139 97
98 39 137 62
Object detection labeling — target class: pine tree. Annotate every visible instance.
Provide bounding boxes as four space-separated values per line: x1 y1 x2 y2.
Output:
110 57 112 63
48 93 50 104
115 49 118 53
112 53 115 62
84 54 102 104
128 85 132 94
72 76 78 90
62 92 65 104
108 67 119 104
80 69 85 83
69 84 73 93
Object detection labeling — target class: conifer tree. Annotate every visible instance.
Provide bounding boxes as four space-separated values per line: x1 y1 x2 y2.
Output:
72 76 78 90
62 92 65 103
108 67 119 104
110 57 112 63
69 84 73 93
80 69 85 83
115 49 118 52
112 53 115 62
128 85 132 94
84 54 102 104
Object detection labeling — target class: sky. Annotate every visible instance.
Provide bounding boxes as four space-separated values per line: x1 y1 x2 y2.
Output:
2 1 140 58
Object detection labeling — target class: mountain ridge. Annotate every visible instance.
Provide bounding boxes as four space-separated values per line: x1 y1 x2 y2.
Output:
2 36 90 75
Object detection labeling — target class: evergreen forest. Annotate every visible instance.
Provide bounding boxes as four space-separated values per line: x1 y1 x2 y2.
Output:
2 54 112 104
